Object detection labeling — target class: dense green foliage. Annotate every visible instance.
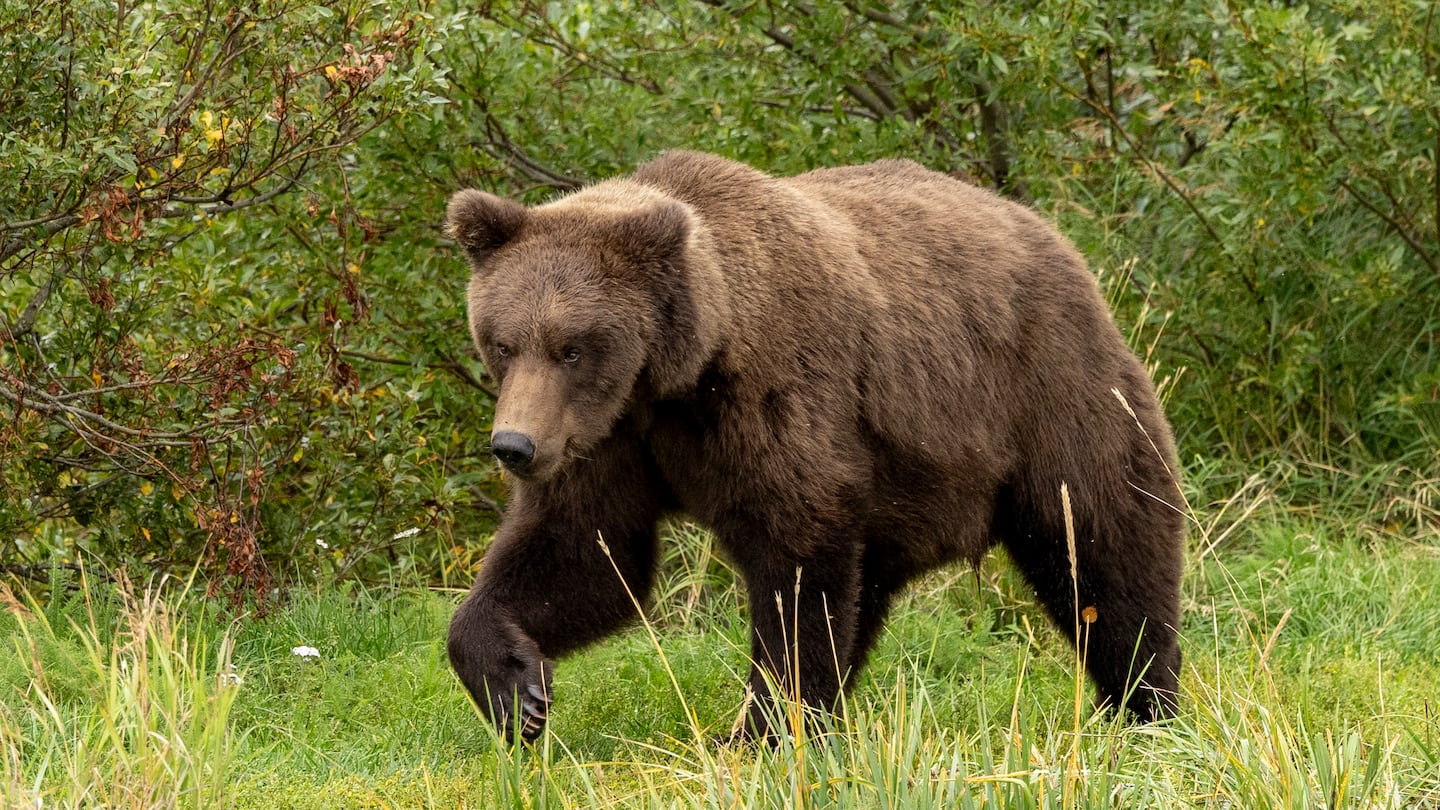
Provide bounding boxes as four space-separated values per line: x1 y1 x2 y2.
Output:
3 0 1437 586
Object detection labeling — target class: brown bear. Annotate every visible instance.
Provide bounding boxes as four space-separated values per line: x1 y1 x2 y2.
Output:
445 151 1184 741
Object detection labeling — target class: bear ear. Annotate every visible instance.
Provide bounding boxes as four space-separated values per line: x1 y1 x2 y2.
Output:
447 189 529 270
613 199 692 265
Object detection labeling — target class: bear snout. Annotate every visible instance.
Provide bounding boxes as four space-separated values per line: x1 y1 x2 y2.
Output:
491 430 537 474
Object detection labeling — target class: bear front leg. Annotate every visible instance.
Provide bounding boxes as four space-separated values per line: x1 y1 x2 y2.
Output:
447 439 663 741
738 541 863 738
447 599 554 741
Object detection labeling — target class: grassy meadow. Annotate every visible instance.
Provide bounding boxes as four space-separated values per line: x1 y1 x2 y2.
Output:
3 484 1438 809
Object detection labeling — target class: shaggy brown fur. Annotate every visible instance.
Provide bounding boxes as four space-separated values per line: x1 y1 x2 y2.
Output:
445 151 1184 740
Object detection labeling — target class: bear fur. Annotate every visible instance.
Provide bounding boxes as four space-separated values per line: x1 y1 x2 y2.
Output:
445 151 1184 740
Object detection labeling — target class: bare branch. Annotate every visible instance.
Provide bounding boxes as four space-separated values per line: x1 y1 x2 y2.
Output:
0 215 82 266
515 13 663 95
696 0 902 121
162 7 236 130
10 269 62 340
160 172 302 216
840 1 907 29
340 348 498 399
0 211 83 232
0 377 236 443
1339 178 1440 276
975 80 1022 197
1058 79 1257 295
475 109 585 192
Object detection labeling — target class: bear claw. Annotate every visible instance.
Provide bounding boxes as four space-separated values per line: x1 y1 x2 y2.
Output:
515 691 549 741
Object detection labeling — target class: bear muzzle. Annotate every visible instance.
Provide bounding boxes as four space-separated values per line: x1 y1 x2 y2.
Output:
489 363 573 481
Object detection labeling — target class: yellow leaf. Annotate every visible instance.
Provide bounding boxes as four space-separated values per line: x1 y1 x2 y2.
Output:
140 481 153 496
171 153 185 170
141 527 151 541
91 371 103 386
293 447 303 463
347 262 361 275
325 65 339 82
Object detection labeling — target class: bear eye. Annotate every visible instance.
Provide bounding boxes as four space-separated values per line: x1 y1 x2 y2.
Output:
494 343 510 359
561 347 580 364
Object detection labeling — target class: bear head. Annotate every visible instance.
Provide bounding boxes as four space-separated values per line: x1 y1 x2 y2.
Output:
446 182 721 482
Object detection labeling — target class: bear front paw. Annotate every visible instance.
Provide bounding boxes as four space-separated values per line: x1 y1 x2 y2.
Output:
484 656 553 742
448 608 555 742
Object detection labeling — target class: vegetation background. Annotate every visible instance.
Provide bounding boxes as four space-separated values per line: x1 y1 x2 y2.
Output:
1 0 1437 807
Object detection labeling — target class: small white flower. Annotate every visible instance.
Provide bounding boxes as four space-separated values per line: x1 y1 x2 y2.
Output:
392 527 421 540
218 669 243 687
315 538 330 549
291 645 320 659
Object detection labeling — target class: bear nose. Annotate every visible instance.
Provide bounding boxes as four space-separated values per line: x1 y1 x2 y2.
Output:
490 430 536 472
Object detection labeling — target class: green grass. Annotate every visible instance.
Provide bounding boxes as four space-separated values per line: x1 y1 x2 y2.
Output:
3 513 1439 808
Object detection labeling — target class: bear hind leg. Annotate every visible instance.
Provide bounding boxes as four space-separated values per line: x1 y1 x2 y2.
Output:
844 538 915 687
995 484 1182 722
737 539 864 737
